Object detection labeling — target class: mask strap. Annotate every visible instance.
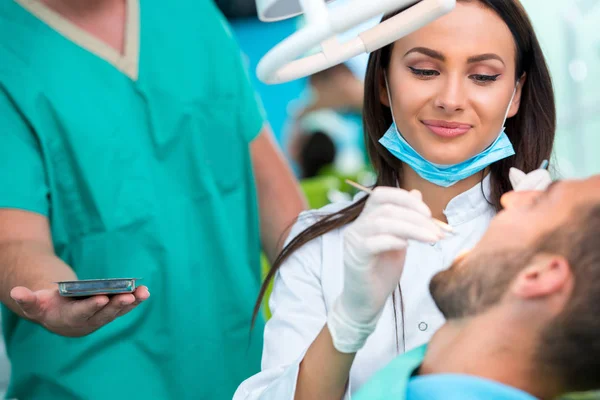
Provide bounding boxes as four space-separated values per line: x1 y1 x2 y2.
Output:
383 72 398 126
501 82 519 127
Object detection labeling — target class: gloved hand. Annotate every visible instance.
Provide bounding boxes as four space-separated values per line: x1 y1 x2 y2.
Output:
327 187 445 353
509 166 552 191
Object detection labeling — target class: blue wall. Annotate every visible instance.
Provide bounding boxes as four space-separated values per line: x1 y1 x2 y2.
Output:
230 18 306 144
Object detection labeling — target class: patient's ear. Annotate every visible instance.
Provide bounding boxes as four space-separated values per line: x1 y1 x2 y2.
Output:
512 253 572 299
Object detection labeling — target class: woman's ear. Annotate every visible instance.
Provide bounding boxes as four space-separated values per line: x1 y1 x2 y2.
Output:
507 73 527 118
379 71 390 107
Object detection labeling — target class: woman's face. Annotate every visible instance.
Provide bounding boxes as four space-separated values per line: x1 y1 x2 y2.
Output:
382 1 524 165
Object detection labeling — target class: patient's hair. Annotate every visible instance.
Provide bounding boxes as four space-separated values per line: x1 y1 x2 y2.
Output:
535 204 600 393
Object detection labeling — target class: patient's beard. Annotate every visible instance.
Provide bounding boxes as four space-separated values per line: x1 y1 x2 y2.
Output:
429 249 534 319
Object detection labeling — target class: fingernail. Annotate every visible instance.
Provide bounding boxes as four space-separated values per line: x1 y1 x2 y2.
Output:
97 299 109 307
428 235 440 243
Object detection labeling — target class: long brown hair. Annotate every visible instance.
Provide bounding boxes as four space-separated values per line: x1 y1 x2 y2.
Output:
252 0 556 332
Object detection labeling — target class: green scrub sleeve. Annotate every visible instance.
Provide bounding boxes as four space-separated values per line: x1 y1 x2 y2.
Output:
0 87 49 217
220 18 267 143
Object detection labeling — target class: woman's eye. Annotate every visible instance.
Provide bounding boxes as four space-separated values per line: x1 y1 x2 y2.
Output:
471 74 501 83
407 68 501 83
409 67 440 77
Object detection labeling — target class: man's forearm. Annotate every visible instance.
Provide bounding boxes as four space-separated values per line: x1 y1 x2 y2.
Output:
256 154 306 262
258 179 305 263
0 241 76 315
251 127 307 264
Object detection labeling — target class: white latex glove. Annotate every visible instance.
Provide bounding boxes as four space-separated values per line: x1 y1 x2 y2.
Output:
509 167 552 191
327 187 445 353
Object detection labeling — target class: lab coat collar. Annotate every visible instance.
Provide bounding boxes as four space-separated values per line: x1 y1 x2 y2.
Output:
443 174 493 226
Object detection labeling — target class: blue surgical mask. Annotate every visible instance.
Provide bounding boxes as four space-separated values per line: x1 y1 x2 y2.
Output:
379 76 517 187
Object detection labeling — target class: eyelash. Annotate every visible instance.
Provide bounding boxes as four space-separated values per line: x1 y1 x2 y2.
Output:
408 67 501 83
409 67 439 77
472 74 501 82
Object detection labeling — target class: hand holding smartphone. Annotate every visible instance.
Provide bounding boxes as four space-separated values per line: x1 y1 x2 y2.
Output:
10 280 150 337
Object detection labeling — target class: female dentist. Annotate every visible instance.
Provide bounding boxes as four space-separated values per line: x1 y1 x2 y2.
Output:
236 0 555 399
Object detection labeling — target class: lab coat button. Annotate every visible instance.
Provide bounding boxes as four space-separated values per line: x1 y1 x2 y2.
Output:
418 322 428 331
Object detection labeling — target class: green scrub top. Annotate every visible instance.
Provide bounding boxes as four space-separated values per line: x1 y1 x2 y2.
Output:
0 0 265 398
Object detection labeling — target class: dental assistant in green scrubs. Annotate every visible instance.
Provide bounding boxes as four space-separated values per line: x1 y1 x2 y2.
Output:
0 0 305 398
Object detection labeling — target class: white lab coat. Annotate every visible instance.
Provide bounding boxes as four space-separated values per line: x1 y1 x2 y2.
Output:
234 177 495 400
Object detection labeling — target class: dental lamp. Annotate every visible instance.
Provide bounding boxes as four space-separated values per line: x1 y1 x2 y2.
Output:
255 0 456 84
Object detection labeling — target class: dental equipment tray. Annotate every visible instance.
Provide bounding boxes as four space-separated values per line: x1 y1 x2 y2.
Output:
57 278 140 297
